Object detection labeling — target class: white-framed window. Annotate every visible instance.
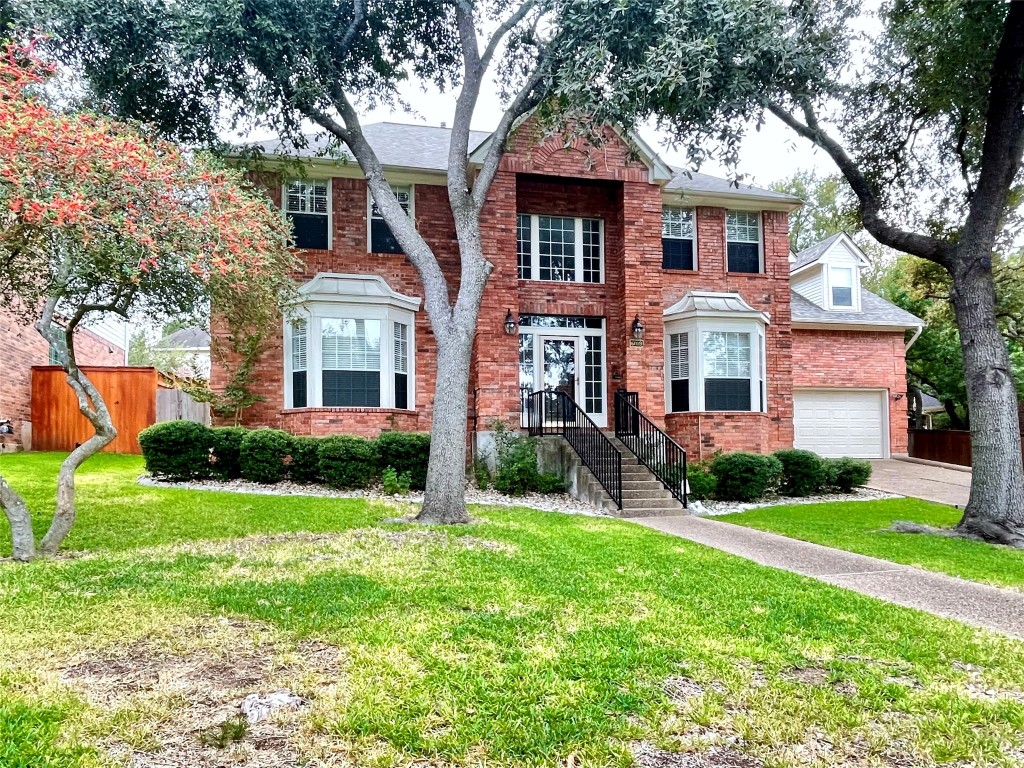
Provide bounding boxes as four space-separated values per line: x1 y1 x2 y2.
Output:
368 185 413 254
830 266 854 308
48 329 68 366
285 305 415 410
662 207 696 270
517 214 604 283
284 178 331 250
725 210 763 274
665 319 767 413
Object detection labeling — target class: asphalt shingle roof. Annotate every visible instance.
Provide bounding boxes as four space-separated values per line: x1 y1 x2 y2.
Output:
790 232 845 272
790 288 922 328
665 168 801 203
249 123 491 172
156 327 211 350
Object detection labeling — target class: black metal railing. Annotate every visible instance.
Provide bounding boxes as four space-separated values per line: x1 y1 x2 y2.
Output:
614 390 688 508
525 389 622 510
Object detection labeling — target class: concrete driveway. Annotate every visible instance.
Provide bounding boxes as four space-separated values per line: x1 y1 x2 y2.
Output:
868 459 971 508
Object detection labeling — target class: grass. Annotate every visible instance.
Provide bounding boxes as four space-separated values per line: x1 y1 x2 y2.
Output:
718 497 1024 590
0 453 1023 767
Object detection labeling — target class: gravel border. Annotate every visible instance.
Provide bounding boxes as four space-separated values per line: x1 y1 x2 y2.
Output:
137 476 609 517
691 486 902 517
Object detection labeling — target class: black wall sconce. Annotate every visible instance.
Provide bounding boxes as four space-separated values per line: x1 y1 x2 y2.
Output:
504 309 517 335
631 314 646 340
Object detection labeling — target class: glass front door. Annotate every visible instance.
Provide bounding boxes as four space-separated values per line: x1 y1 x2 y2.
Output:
542 337 578 400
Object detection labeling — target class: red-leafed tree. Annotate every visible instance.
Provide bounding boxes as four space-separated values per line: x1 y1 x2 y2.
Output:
0 43 297 561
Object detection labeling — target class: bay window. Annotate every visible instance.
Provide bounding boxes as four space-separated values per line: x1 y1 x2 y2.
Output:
726 210 762 273
662 207 696 270
285 274 419 410
668 332 689 412
284 179 330 250
665 322 767 413
517 214 604 283
702 331 751 410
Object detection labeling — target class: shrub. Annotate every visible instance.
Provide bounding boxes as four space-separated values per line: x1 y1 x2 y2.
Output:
382 466 413 495
710 452 783 502
535 472 567 494
289 436 322 484
828 457 873 492
239 428 293 484
138 420 213 480
209 427 247 480
774 449 828 497
686 466 718 501
375 431 431 490
318 436 377 489
473 457 492 489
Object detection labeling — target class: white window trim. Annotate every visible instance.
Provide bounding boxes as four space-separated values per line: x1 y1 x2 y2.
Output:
518 320 607 427
724 210 764 274
282 178 332 250
366 184 415 253
518 214 605 284
825 265 860 311
661 206 698 271
284 304 416 410
663 317 767 413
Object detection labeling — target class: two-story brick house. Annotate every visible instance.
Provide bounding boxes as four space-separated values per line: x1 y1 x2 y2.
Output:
217 121 920 463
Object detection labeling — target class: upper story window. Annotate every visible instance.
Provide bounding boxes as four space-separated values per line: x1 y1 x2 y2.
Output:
830 267 854 307
662 207 695 270
517 214 603 283
725 210 762 274
285 179 330 250
369 185 413 254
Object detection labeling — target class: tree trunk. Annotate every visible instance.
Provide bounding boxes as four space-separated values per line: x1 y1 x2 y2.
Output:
0 475 34 561
908 386 923 429
951 258 1024 546
417 327 474 525
37 367 117 556
944 399 967 430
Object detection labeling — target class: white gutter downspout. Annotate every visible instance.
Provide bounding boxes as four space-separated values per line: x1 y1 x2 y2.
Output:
905 324 924 352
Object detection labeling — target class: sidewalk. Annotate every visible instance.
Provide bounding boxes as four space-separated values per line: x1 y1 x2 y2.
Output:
634 515 1024 639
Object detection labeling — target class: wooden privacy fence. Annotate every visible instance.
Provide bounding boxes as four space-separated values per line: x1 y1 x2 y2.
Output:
908 429 972 467
157 387 211 426
31 366 157 454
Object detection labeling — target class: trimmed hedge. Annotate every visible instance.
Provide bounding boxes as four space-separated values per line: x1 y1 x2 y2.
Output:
209 427 247 480
710 452 783 502
138 421 213 480
376 431 431 490
289 436 323 484
829 457 872 492
318 436 378 489
686 466 718 501
774 449 828 497
239 429 293 484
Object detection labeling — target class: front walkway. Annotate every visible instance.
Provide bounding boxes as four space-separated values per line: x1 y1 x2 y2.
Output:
635 515 1024 639
868 458 971 508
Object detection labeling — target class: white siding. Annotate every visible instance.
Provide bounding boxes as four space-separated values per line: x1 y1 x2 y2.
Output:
792 268 824 306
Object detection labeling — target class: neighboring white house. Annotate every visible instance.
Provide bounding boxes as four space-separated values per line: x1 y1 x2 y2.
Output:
154 326 211 378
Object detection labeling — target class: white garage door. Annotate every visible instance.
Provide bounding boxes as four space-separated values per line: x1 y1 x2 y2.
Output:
793 389 887 458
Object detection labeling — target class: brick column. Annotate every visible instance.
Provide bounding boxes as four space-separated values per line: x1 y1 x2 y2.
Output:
619 181 666 425
473 169 521 428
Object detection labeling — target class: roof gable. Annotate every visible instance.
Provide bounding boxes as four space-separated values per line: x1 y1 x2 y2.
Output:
790 232 867 275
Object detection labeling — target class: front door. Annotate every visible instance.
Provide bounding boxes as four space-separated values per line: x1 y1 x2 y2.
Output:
541 337 578 401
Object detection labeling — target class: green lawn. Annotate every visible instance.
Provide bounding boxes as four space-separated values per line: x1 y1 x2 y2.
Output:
2 453 1024 767
719 497 1024 590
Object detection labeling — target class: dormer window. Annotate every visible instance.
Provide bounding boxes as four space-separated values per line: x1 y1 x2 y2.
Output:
830 267 854 308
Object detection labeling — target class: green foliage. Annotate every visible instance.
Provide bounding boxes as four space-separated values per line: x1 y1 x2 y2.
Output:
375 431 430 491
197 716 248 749
710 452 783 503
490 420 565 496
828 457 873 493
0 698 97 768
774 449 828 497
382 466 412 496
239 428 293 484
318 436 377 489
472 457 492 489
686 465 718 501
138 420 213 480
209 426 246 480
771 172 858 252
289 436 322 484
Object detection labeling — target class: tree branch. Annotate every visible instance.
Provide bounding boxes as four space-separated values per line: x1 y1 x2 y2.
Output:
766 99 957 267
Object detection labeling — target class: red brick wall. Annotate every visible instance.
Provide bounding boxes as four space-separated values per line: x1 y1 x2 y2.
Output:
0 310 124 448
792 328 909 454
660 208 795 457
